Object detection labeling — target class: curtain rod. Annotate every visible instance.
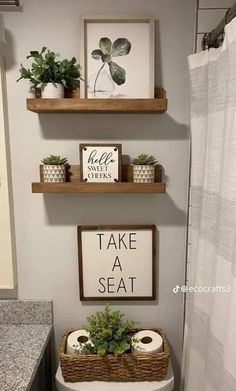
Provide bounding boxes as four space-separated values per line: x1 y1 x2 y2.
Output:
202 2 236 50
0 0 19 6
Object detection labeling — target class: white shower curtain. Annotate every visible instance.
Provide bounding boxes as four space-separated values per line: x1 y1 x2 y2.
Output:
184 18 236 391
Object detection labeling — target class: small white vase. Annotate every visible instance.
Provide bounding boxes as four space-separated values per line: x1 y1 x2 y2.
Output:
41 83 64 98
133 165 155 183
42 165 66 183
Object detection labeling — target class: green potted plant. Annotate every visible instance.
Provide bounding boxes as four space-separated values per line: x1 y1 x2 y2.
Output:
74 305 137 356
131 154 158 183
17 47 81 98
41 155 68 183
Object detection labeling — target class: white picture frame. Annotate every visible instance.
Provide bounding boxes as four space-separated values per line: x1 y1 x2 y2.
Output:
77 225 156 301
80 15 155 99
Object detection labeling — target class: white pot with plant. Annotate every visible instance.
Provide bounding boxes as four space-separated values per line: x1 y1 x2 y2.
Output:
41 155 68 183
17 47 81 98
131 154 158 183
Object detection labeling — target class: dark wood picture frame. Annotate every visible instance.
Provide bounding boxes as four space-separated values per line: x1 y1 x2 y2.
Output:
79 143 122 183
77 225 156 301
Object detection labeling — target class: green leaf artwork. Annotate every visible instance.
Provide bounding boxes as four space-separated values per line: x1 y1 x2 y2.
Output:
91 37 131 95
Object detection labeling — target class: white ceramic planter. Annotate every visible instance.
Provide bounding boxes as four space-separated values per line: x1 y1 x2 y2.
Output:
133 165 155 183
42 165 66 183
41 83 64 98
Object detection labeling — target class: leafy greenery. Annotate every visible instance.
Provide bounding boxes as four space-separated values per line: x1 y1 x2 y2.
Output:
131 154 158 166
77 305 137 357
41 155 68 165
91 37 131 93
17 47 81 91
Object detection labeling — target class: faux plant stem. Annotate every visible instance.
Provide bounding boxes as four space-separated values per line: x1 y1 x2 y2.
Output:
93 63 106 94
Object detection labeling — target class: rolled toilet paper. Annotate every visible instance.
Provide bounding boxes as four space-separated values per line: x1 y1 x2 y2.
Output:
67 329 93 355
132 330 163 354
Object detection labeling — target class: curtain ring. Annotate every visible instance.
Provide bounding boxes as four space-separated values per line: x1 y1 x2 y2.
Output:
225 7 231 26
208 31 212 50
220 7 231 46
202 32 211 50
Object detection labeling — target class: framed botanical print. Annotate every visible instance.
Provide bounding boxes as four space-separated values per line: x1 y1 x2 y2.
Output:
80 16 155 99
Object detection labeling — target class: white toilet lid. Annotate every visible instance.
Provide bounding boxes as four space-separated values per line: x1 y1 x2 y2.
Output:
56 363 174 391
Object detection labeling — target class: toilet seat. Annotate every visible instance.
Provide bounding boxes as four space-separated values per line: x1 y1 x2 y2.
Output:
56 363 174 391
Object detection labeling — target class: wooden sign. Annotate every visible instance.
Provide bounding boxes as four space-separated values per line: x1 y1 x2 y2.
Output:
80 144 122 182
77 225 156 301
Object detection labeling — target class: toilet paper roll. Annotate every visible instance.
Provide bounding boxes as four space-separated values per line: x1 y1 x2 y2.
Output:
67 329 93 355
132 330 163 354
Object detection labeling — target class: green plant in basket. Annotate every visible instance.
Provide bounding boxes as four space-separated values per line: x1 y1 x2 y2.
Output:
80 305 138 356
131 154 158 165
41 155 68 165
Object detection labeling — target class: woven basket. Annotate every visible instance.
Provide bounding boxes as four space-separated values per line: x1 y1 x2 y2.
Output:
59 328 170 382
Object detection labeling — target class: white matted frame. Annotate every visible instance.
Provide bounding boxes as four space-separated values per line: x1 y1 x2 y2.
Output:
80 15 155 99
77 225 156 301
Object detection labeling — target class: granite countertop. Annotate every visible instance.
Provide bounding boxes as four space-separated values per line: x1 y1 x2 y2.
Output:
0 300 53 391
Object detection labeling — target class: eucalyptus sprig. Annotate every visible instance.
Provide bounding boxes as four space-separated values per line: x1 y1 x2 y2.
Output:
81 304 137 357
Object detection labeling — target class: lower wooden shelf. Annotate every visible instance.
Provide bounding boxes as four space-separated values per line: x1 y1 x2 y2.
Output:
32 164 166 194
32 182 166 194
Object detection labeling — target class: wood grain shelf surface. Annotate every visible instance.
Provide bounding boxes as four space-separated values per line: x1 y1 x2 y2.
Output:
27 98 167 114
26 88 167 114
32 182 166 194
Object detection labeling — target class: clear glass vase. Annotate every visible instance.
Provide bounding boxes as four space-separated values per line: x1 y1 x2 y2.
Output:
88 70 115 98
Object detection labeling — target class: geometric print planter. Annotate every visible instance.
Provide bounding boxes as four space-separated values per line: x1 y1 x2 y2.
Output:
133 165 155 183
42 165 66 183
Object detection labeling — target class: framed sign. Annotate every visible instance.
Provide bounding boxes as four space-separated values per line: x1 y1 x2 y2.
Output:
80 143 122 183
77 225 156 301
80 15 155 99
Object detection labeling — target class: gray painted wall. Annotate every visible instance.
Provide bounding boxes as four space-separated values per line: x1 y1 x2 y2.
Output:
1 0 195 388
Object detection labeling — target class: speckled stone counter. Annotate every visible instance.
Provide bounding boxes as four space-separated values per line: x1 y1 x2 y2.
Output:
0 300 53 391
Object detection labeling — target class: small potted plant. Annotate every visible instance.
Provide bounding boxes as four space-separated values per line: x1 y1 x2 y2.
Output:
41 155 68 183
17 47 81 98
131 154 158 183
